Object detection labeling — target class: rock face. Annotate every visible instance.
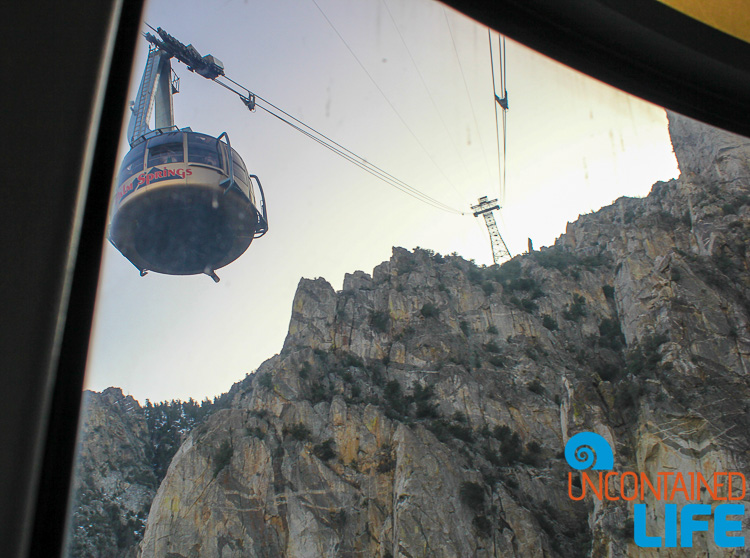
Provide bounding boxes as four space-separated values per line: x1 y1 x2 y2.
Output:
137 112 750 557
67 388 156 558
66 390 228 557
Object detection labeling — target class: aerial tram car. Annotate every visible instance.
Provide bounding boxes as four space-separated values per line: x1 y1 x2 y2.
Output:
109 28 268 282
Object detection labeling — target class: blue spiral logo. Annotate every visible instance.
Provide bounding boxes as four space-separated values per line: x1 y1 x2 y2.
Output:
565 432 614 470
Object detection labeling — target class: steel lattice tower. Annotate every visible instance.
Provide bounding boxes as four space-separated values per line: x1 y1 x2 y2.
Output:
471 196 511 264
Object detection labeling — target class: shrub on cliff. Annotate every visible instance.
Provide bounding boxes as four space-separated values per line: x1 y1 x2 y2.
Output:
283 423 311 441
256 373 273 389
420 303 440 318
562 295 587 321
473 515 492 537
460 481 485 508
530 248 579 271
483 341 502 354
542 314 558 331
213 440 233 478
370 311 389 333
598 318 625 350
313 439 336 461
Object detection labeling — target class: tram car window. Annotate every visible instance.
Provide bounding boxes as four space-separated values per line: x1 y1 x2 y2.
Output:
146 132 185 166
232 151 249 183
117 142 146 185
187 133 221 168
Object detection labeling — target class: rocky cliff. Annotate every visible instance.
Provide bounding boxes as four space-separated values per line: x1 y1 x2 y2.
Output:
96 112 750 557
66 389 229 557
66 388 156 558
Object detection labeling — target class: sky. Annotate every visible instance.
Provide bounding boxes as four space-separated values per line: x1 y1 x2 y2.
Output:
83 0 679 404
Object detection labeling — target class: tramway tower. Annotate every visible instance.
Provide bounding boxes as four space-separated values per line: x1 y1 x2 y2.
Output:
471 196 511 264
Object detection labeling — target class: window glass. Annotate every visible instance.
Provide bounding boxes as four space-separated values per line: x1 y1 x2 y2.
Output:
147 131 183 148
76 2 690 557
231 150 247 172
231 150 248 184
147 133 184 166
187 133 221 168
117 143 145 185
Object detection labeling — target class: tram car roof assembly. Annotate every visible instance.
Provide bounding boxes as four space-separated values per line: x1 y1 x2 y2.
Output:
110 27 268 282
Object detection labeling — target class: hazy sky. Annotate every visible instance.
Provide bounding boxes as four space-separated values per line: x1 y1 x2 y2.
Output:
84 0 679 403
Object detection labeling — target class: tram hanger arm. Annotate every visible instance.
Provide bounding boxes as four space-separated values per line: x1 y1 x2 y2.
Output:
145 26 256 111
145 27 225 80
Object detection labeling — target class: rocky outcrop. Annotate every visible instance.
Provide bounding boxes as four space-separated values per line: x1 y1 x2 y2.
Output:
67 388 156 558
65 390 229 557
136 112 750 557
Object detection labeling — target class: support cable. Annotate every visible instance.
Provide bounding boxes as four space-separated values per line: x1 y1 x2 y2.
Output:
444 9 492 183
380 0 472 206
212 78 462 213
489 31 509 205
309 0 465 204
489 31 502 203
474 32 512 265
501 98 507 204
233 77 456 209
255 108 460 212
256 103 463 213
500 35 508 204
144 22 465 214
